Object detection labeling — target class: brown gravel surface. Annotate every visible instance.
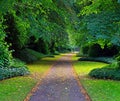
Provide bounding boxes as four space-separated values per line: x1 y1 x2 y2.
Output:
29 54 88 101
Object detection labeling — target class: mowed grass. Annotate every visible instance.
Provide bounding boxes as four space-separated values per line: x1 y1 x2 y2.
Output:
28 55 62 79
0 55 62 101
72 56 120 101
0 77 36 101
81 78 120 101
73 56 107 76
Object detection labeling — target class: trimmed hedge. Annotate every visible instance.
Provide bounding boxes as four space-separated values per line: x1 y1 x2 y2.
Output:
89 68 120 80
78 57 115 64
89 61 120 80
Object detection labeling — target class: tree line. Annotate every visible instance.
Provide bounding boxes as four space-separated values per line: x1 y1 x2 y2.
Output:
0 0 120 80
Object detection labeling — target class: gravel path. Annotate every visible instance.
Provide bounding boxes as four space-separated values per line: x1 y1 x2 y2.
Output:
29 54 87 101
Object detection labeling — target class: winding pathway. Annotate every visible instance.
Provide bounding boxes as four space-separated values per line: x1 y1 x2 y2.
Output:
28 54 89 101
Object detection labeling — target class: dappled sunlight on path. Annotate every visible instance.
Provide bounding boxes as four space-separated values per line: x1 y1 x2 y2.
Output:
28 54 87 101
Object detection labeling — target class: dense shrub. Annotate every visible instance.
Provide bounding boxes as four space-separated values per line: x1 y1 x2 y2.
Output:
78 57 115 63
53 51 60 55
89 60 120 80
88 44 103 57
0 58 29 80
89 68 120 80
0 17 30 80
81 45 89 55
0 42 12 68
116 55 120 61
0 19 12 68
80 44 119 57
15 48 45 63
4 12 29 54
102 45 119 57
10 58 26 68
29 37 50 54
0 67 30 80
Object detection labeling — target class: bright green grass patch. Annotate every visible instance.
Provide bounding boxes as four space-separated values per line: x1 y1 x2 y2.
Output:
72 56 107 76
72 56 120 101
28 55 62 74
81 78 120 101
0 77 36 101
0 54 62 101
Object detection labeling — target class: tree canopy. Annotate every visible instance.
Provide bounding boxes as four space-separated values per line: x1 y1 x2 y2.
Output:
0 0 120 66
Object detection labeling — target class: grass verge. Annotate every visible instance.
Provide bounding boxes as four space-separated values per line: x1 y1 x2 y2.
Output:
81 78 120 101
0 54 62 101
72 56 120 101
72 56 107 76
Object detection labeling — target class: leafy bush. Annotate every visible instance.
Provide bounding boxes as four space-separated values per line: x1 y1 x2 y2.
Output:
81 45 89 55
0 58 30 80
102 45 119 57
89 68 120 80
80 44 119 57
16 48 45 63
78 57 115 63
4 12 29 53
89 61 120 80
0 67 30 80
10 58 26 68
116 55 120 61
88 44 103 57
0 19 12 68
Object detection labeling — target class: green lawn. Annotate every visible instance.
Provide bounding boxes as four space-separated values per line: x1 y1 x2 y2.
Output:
0 77 36 101
0 55 61 101
73 56 107 76
81 78 120 101
73 56 120 101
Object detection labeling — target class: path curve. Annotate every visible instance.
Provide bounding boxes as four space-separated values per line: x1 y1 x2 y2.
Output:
27 54 89 101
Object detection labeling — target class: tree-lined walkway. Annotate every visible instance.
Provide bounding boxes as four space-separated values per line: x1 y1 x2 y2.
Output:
29 54 89 101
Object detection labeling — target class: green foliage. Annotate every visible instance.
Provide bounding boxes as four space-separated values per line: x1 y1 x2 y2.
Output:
29 38 50 54
0 0 76 80
89 68 120 80
88 44 102 57
0 67 29 80
0 0 15 13
89 60 120 80
78 57 115 64
10 58 26 68
0 17 12 68
70 0 120 48
81 45 89 55
16 48 45 63
80 43 119 57
4 12 29 51
116 55 120 61
0 42 12 68
1 0 120 80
